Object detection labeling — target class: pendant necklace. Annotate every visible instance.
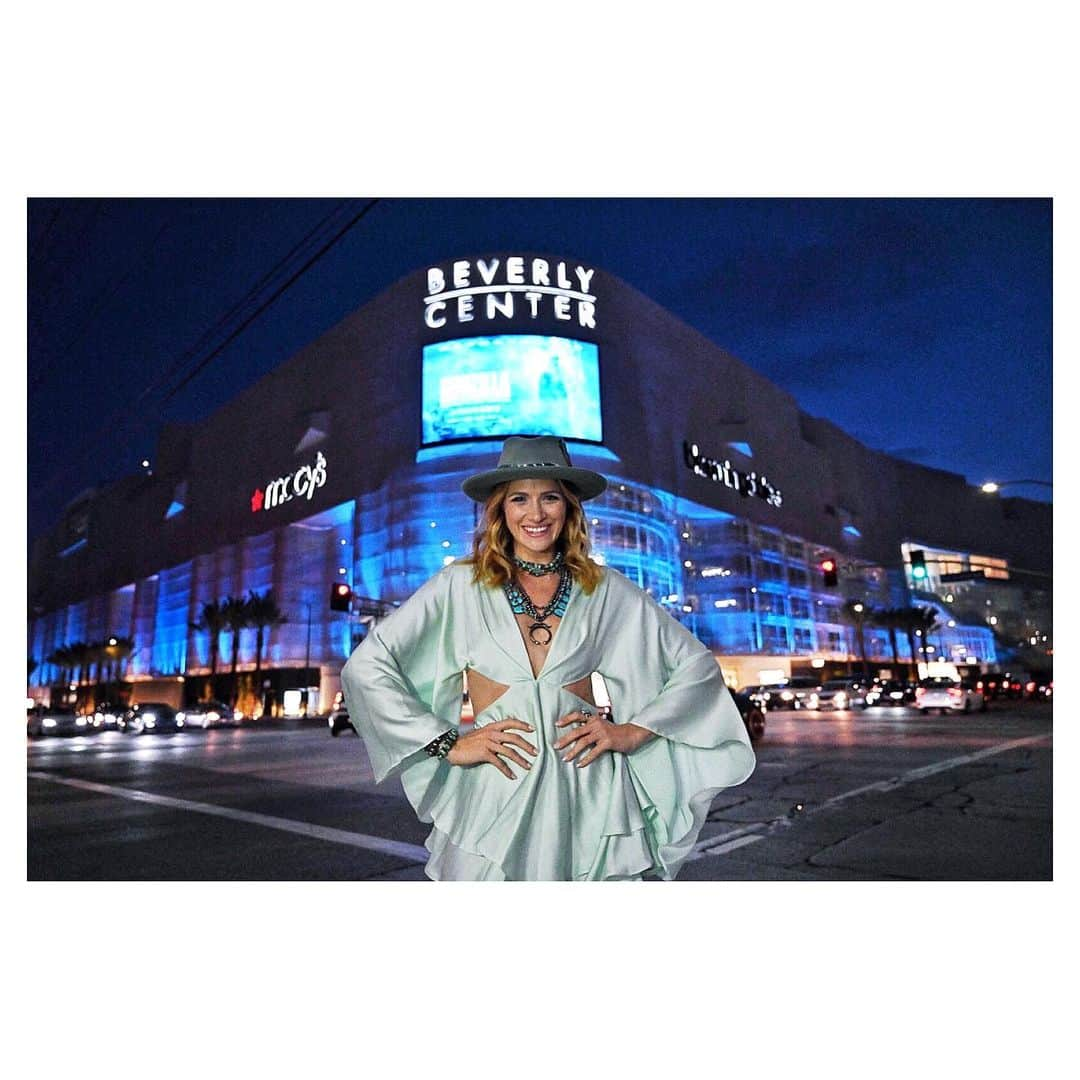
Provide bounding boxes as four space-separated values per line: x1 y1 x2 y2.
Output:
504 562 572 646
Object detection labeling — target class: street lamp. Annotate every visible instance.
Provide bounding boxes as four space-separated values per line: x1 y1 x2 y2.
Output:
979 479 1052 494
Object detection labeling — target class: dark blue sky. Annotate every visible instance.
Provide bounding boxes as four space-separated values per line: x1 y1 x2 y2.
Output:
27 197 1052 541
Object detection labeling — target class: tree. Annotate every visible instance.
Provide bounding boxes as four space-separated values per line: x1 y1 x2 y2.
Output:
245 589 288 682
841 601 875 679
190 600 228 679
221 595 251 705
872 608 903 670
894 608 925 680
102 635 134 700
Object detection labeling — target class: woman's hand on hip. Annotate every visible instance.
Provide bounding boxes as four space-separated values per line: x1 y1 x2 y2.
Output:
553 710 655 767
446 718 538 779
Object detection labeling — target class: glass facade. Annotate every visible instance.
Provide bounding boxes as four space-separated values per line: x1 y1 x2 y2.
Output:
28 443 999 694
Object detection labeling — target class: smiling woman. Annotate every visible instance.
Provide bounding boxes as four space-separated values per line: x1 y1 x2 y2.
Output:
340 435 756 881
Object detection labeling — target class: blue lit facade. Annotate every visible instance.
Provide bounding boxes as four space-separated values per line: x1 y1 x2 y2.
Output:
29 252 1045 710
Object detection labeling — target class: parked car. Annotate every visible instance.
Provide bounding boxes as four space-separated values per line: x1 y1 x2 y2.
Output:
28 705 94 737
915 676 986 714
328 706 355 736
806 678 870 710
120 702 183 734
730 690 766 741
864 679 916 707
177 700 236 729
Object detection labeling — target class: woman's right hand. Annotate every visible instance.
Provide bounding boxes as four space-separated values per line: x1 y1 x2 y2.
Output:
446 718 538 779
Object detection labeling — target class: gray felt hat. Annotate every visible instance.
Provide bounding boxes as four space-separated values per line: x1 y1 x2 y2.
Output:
461 436 608 503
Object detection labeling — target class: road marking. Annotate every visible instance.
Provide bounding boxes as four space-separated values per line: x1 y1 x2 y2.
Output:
27 771 430 864
689 732 1051 860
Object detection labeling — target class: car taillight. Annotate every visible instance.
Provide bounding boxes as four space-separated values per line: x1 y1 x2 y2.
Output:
1026 681 1036 693
976 681 983 690
915 688 925 700
948 688 963 699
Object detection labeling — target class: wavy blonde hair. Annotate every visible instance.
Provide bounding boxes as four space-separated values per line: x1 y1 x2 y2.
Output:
465 479 603 594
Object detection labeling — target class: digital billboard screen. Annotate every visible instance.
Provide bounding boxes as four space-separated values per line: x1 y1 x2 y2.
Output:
421 335 602 445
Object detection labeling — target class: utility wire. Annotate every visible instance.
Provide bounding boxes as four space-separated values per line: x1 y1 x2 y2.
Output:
31 198 379 513
162 198 379 405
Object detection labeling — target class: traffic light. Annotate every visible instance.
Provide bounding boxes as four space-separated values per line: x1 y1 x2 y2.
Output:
329 583 353 612
821 558 838 588
910 549 928 581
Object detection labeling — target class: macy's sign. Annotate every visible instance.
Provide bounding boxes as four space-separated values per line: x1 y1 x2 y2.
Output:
251 451 327 513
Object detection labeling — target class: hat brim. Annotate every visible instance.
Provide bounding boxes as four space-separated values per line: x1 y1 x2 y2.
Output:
462 464 608 503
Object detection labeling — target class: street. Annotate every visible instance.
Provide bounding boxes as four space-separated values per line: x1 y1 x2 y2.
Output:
27 703 1053 881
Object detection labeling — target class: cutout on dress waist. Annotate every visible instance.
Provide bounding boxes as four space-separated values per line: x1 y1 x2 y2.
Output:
465 668 510 718
561 674 597 708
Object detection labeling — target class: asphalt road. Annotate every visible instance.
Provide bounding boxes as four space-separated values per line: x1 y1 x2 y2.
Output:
26 703 1053 881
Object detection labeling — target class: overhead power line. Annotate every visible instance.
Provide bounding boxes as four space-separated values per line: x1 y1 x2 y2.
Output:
31 197 380 515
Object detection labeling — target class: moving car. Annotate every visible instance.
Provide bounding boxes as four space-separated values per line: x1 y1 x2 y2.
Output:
177 700 236 729
915 677 986 714
91 701 127 729
806 678 869 710
769 676 821 710
120 702 183 734
28 705 94 737
865 680 916 707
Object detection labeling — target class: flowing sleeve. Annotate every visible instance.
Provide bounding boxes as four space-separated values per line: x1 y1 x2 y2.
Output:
340 565 467 788
595 570 756 878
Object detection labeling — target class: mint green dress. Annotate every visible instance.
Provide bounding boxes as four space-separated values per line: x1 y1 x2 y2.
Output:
341 562 755 881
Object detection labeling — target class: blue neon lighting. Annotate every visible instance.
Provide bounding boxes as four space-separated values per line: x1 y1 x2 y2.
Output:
843 525 862 537
421 335 602 444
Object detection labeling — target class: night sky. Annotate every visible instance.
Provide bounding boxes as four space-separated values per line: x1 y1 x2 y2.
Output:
26 197 1052 542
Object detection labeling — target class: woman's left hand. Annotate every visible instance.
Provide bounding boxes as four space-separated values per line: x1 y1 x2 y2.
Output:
553 709 655 767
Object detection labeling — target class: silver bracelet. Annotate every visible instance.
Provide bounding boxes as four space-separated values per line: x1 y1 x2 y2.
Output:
424 728 459 759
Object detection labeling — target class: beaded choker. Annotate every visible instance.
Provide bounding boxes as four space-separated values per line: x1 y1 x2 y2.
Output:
512 550 565 577
504 566 572 646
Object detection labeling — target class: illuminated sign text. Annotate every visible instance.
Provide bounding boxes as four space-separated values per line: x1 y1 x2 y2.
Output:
683 441 783 508
424 256 597 330
251 451 327 513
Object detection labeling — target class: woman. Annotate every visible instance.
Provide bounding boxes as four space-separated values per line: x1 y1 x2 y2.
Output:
341 435 755 880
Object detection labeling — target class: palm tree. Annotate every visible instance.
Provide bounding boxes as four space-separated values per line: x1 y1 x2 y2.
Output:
872 608 903 670
221 595 251 705
841 600 875 679
68 641 91 686
245 589 288 682
190 600 228 680
102 635 134 701
894 607 924 680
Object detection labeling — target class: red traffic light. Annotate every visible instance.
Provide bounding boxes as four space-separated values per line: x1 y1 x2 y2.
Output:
330 583 353 612
820 559 836 572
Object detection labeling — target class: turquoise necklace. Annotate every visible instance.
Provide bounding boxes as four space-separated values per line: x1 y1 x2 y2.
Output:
504 563 572 646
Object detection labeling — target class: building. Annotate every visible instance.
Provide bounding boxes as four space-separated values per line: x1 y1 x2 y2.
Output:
27 252 1053 711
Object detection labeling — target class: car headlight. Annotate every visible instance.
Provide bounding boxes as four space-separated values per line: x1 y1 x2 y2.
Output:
781 691 794 701
836 693 847 705
808 694 819 707
176 712 186 723
43 718 57 728
207 711 219 723
76 716 87 726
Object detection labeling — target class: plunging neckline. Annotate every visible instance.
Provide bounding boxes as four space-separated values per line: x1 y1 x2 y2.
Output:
504 576 579 679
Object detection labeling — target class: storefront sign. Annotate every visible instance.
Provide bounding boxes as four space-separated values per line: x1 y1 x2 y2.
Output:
424 256 597 330
251 451 327 513
683 441 783 508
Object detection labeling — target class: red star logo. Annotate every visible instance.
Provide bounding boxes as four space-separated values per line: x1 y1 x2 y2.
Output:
251 488 264 512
